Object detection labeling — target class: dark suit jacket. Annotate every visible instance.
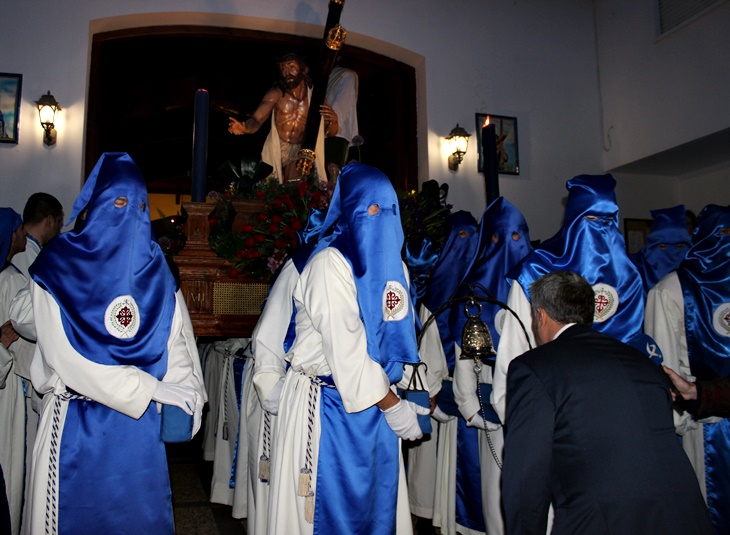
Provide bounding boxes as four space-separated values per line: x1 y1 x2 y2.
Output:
503 324 713 535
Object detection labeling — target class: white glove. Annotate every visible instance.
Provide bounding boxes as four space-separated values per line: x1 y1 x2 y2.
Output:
261 378 284 415
382 399 430 441
152 382 198 415
467 413 502 431
431 405 455 423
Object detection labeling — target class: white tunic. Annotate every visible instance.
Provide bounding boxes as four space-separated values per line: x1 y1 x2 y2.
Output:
0 265 33 535
24 283 206 534
248 259 299 532
407 304 448 520
266 248 412 535
491 283 536 423
644 271 710 498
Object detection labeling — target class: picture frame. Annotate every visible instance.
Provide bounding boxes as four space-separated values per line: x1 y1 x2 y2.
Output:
0 73 22 144
475 113 519 175
623 218 653 254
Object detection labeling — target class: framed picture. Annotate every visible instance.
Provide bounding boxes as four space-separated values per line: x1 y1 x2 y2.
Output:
623 218 653 254
475 113 519 175
0 73 22 144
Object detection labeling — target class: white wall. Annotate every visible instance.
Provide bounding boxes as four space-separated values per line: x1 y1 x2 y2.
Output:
2 0 684 244
594 0 730 170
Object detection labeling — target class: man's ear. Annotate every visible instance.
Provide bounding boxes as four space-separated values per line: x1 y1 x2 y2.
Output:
536 307 545 326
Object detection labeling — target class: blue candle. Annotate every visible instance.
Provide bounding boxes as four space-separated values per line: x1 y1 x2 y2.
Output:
482 118 500 204
192 89 209 202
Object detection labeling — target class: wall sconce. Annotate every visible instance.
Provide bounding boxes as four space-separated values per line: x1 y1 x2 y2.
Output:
446 124 470 170
35 91 61 146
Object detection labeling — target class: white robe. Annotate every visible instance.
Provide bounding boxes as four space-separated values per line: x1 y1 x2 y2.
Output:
266 248 413 535
644 271 712 499
0 265 33 535
407 304 448 520
24 283 206 534
209 338 250 506
453 343 505 535
248 259 299 532
491 283 536 424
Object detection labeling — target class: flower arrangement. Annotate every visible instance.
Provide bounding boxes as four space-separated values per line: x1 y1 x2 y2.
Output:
208 178 335 280
397 180 452 250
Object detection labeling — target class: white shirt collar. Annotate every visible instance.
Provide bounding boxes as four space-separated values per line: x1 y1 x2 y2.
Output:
553 323 577 341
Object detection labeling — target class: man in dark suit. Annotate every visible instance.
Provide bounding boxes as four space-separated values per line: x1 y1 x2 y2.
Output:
502 271 713 535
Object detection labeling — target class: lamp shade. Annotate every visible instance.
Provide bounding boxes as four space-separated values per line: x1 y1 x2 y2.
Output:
446 124 470 156
36 91 60 127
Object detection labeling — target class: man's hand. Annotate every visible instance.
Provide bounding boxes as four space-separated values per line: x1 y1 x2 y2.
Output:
320 103 339 137
663 366 697 401
228 117 246 135
381 398 430 440
1 320 19 349
467 413 502 431
152 382 198 415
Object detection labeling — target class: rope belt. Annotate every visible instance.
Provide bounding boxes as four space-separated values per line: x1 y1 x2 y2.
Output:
45 391 90 535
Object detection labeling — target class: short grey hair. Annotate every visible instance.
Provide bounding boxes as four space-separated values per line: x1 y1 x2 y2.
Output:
530 271 594 325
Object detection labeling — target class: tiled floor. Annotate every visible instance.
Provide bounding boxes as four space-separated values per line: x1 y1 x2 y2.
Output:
167 438 246 534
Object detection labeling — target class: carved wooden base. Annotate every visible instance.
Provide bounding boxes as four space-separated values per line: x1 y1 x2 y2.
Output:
174 200 268 338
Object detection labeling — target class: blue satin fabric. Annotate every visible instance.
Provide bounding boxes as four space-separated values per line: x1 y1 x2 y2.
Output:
704 420 730 533
455 419 486 532
629 204 690 294
31 152 175 370
405 237 440 306
314 384 399 535
676 205 730 534
422 211 479 371
325 163 420 369
512 174 644 343
449 197 532 356
0 208 22 265
678 205 730 379
59 401 172 534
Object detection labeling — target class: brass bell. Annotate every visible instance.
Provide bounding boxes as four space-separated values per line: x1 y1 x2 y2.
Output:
460 300 496 360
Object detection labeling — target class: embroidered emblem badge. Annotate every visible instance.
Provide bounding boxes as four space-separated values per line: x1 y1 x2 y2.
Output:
104 295 140 338
592 283 619 323
383 281 409 321
713 302 730 337
494 308 507 336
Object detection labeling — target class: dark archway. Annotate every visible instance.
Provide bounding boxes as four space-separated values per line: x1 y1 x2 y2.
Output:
85 25 418 197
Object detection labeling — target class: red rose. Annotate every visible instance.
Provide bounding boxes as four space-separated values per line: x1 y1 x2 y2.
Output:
273 198 283 209
256 191 266 200
257 212 268 222
298 181 309 196
235 250 246 258
272 214 283 224
228 268 240 278
240 224 254 233
291 219 302 230
245 237 255 248
248 250 260 259
275 239 288 249
268 224 279 234
291 239 299 249
254 234 265 244
285 199 295 209
208 216 217 227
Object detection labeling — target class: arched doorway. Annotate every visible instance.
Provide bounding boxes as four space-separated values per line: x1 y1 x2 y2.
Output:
85 25 418 207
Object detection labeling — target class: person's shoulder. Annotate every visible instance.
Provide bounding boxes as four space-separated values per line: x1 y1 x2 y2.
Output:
305 247 349 273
